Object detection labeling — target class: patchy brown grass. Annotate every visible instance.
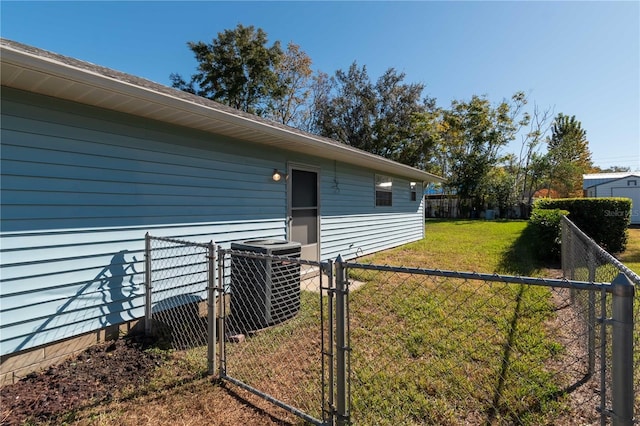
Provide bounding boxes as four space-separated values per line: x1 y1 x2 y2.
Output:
2 343 307 426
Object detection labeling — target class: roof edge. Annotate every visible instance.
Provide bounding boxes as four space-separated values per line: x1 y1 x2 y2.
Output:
1 38 444 184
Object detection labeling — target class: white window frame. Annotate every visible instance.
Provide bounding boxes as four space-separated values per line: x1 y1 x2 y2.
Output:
410 182 418 201
375 175 393 207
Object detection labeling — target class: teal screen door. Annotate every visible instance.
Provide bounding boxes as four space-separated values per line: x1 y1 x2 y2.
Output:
289 168 319 260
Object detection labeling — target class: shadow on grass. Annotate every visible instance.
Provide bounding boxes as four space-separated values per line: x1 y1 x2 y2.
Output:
221 382 297 426
63 365 296 425
485 284 525 425
510 374 594 425
486 224 593 424
482 284 593 425
497 223 559 276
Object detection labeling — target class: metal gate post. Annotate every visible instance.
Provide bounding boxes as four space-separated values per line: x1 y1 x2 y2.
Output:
611 273 634 426
144 232 152 336
207 241 216 376
561 218 568 275
217 247 226 378
334 255 349 426
324 259 336 425
587 247 596 377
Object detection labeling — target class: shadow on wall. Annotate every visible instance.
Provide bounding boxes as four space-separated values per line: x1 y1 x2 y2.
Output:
13 250 143 353
98 250 141 326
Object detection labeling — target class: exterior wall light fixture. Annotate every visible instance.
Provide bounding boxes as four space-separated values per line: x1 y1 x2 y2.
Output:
272 169 287 182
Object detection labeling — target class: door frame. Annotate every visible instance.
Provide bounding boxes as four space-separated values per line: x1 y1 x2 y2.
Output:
287 162 321 261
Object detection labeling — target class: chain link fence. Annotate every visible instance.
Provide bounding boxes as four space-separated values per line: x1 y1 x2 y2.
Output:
143 231 634 425
561 216 640 422
217 248 333 425
342 262 617 425
144 234 214 351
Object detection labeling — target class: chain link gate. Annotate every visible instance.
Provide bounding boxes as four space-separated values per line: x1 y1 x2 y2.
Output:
145 235 343 424
215 247 341 426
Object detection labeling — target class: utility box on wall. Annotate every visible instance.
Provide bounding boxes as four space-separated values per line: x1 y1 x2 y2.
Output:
230 240 301 332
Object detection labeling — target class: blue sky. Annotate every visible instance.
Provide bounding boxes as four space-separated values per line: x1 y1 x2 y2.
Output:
2 1 639 170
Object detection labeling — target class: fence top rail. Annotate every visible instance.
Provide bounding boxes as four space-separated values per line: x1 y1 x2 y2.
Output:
343 261 611 292
219 248 326 268
561 216 640 287
147 233 213 249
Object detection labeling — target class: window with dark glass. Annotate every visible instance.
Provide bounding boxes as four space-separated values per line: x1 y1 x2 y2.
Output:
375 175 393 206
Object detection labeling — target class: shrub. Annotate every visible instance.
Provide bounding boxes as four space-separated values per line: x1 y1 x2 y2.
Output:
533 198 630 253
528 208 569 262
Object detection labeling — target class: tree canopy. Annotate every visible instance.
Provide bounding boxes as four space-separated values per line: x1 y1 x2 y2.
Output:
172 25 599 217
312 62 433 168
170 24 283 115
451 96 517 211
546 113 593 197
264 42 313 127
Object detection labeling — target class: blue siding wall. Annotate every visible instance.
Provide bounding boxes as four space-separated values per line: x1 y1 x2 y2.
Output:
1 90 288 356
1 93 287 231
1 88 426 356
318 162 424 260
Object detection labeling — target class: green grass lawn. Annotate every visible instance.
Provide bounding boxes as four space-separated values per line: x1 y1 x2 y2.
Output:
348 219 572 425
361 219 540 275
45 220 638 426
620 227 640 274
347 219 640 425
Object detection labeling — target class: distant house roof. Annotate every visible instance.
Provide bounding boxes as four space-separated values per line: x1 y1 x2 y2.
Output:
0 38 444 184
583 172 640 189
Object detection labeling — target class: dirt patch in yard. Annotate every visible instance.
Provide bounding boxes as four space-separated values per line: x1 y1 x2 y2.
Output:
545 286 601 425
0 337 299 426
1 338 165 425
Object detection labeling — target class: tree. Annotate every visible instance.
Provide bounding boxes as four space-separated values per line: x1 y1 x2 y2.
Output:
441 94 523 216
526 152 552 199
264 42 313 127
170 24 283 115
312 62 432 168
546 113 593 197
486 163 517 217
409 103 447 175
512 103 554 214
313 62 377 151
373 69 434 167
303 71 333 134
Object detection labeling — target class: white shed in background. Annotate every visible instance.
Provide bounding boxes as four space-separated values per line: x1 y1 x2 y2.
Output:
583 172 640 225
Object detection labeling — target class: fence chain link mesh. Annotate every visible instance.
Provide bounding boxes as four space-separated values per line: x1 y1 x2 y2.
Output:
218 249 331 425
561 216 640 422
146 234 213 351
344 263 605 425
143 223 635 425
